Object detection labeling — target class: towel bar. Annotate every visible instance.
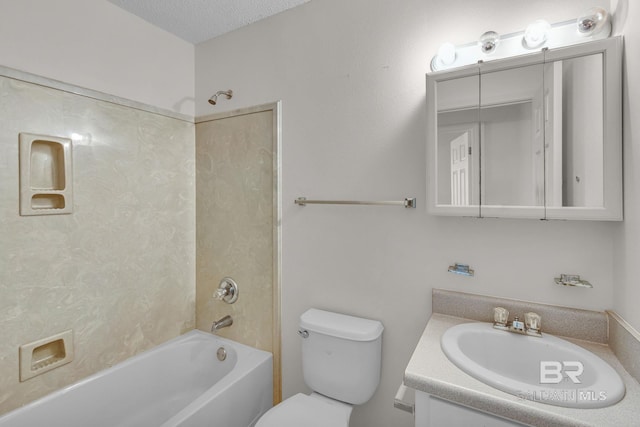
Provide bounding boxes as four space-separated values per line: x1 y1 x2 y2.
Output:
295 197 416 208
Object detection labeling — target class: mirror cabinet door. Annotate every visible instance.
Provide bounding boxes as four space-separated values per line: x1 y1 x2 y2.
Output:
431 72 481 216
543 37 623 220
545 53 607 213
479 63 545 219
428 36 622 220
546 53 604 209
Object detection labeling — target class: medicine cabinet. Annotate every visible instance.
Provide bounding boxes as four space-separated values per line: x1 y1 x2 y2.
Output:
426 36 622 220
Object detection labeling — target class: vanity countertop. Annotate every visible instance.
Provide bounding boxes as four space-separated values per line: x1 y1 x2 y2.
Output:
404 313 640 427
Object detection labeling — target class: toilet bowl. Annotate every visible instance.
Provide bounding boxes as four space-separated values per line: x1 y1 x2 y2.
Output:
256 308 383 426
255 393 352 427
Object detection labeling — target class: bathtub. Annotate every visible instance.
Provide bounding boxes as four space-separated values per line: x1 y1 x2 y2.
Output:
0 330 273 427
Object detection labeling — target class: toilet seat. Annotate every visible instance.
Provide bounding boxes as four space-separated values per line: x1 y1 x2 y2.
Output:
255 393 352 427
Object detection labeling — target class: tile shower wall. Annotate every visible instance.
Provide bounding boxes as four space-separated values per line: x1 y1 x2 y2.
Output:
0 75 195 414
195 110 276 364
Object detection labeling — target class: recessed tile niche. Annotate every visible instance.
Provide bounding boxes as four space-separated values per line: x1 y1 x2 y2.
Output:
19 133 73 215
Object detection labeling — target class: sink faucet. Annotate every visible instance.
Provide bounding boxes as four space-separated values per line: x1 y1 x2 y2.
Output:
523 312 542 336
493 308 542 337
211 315 233 333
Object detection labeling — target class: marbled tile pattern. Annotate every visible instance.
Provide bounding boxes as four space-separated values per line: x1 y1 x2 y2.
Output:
0 76 195 414
195 111 274 352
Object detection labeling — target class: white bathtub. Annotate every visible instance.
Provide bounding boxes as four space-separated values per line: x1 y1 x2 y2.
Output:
0 330 273 427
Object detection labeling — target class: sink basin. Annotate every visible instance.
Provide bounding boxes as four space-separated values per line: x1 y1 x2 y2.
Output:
441 322 625 408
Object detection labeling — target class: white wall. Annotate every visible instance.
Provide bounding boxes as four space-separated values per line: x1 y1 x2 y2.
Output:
613 0 640 332
196 1 615 426
0 0 195 116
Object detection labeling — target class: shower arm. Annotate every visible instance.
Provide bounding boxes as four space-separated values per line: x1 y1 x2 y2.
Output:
208 90 233 105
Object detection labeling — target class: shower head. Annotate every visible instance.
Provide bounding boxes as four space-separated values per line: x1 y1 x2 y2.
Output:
208 90 233 105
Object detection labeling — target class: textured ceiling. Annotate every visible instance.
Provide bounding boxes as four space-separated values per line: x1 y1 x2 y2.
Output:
108 0 310 44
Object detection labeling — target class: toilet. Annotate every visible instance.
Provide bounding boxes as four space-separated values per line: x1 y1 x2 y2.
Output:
256 308 384 427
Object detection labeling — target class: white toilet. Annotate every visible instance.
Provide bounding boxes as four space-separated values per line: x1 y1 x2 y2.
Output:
256 308 384 427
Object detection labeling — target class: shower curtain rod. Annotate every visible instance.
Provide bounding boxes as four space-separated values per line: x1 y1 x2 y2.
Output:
295 197 416 208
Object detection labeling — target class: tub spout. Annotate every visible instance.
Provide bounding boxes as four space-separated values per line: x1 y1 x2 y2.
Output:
211 315 233 333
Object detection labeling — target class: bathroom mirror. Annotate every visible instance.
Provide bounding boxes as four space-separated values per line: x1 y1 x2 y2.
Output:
427 36 622 220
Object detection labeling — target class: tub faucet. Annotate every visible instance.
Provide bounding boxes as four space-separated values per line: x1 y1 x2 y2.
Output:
211 315 233 333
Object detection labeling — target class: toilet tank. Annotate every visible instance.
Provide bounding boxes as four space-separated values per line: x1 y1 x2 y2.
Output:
299 309 384 405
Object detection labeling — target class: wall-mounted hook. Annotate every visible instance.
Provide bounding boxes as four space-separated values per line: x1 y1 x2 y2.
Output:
448 263 474 277
555 274 592 288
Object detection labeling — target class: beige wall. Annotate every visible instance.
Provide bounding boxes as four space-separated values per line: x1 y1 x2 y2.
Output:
195 105 281 400
0 75 195 414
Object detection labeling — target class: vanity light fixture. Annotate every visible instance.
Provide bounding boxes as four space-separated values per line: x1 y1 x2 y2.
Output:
478 31 500 54
577 7 610 36
429 7 613 72
523 19 551 49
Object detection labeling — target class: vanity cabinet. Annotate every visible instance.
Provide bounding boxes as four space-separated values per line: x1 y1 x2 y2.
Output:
415 391 528 427
426 36 622 220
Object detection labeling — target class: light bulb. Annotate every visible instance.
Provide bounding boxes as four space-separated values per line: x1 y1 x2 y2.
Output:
478 31 500 54
523 20 551 49
577 7 610 36
437 42 456 66
431 42 457 71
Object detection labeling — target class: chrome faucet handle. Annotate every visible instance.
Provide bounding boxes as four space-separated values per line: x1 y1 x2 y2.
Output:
525 312 542 336
214 287 229 299
493 307 509 330
213 277 239 304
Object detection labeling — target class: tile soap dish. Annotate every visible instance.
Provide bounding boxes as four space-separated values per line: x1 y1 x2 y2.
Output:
19 330 74 381
19 133 73 215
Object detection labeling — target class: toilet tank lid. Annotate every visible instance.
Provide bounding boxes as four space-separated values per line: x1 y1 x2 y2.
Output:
299 309 384 341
